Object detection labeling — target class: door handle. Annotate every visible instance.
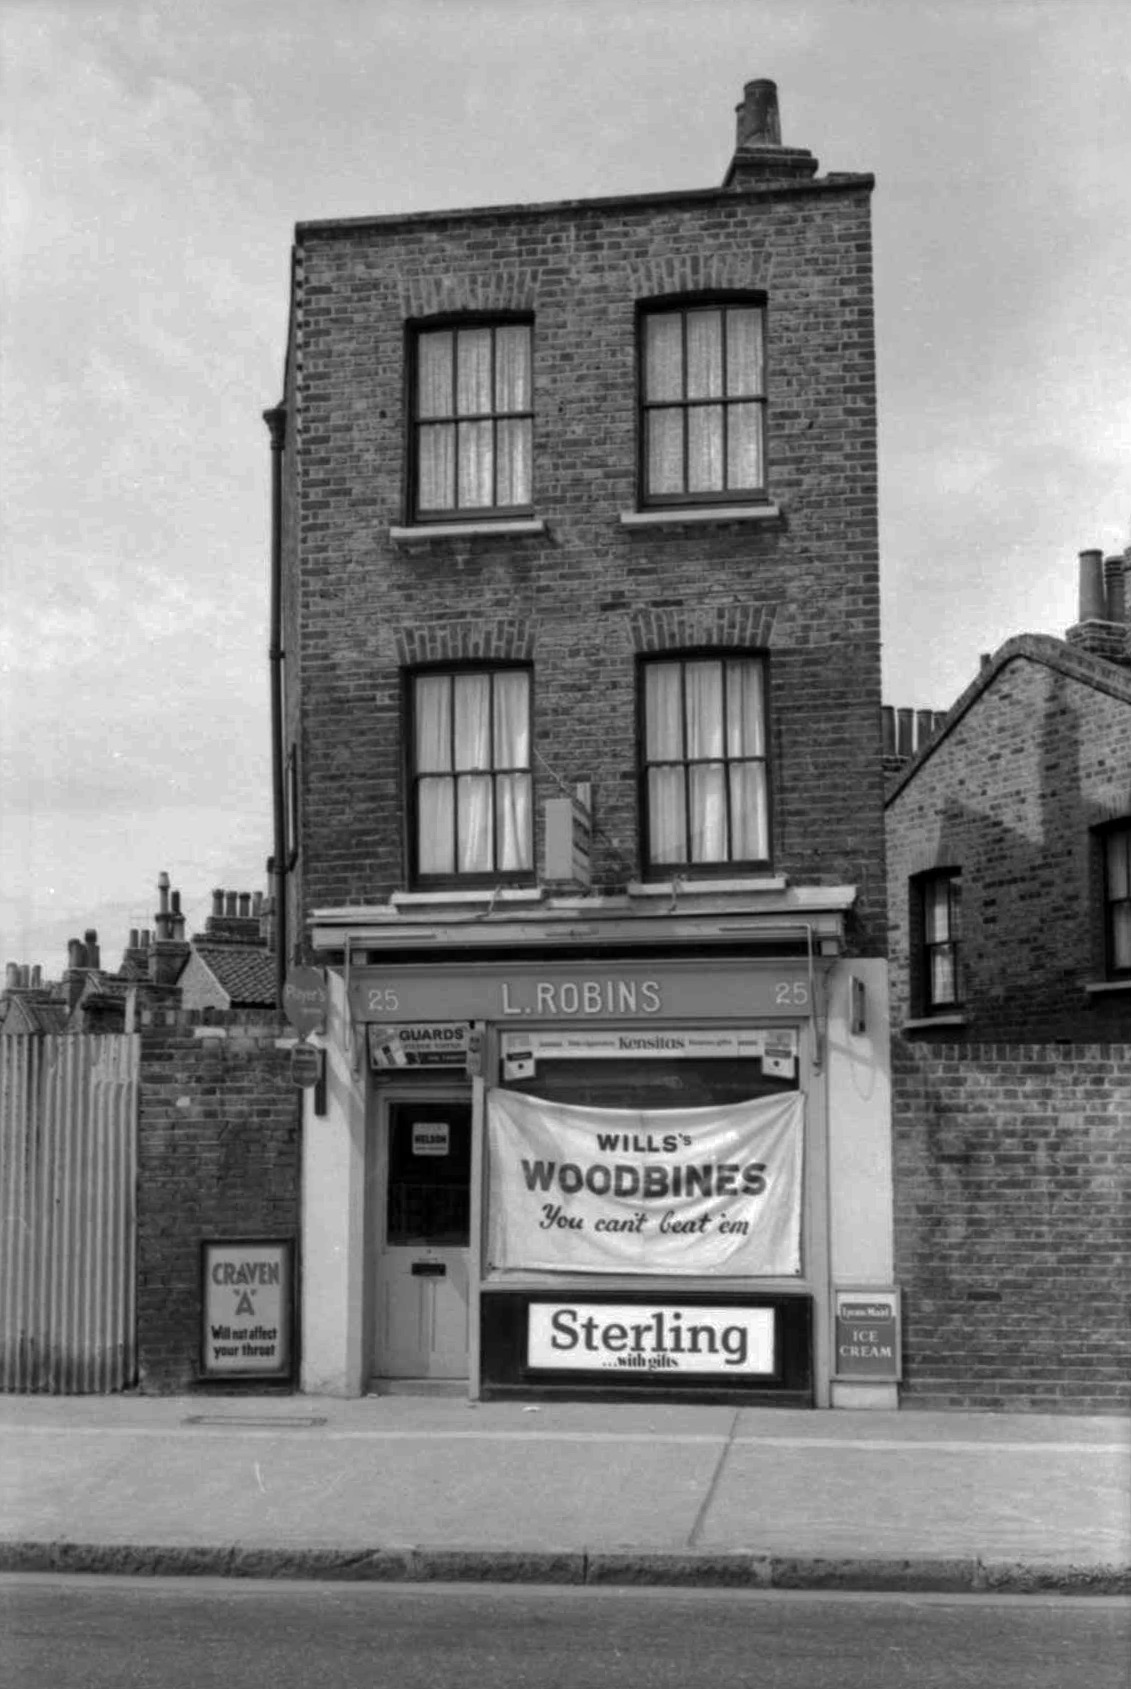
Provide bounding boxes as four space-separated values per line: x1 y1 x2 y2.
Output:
411 1262 446 1277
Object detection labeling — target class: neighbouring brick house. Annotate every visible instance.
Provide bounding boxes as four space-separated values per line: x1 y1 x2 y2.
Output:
268 79 897 1408
887 546 1131 1043
885 544 1131 1413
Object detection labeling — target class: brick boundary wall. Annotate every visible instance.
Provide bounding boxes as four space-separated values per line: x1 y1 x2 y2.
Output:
136 1011 301 1393
893 1040 1131 1414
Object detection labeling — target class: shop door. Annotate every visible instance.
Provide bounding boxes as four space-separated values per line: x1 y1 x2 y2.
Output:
375 1099 471 1380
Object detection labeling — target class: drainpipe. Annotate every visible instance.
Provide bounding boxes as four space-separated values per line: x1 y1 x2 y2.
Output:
264 402 288 1012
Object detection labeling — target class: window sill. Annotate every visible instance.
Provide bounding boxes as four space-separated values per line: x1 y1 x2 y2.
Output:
1083 979 1131 997
619 503 781 529
389 518 547 544
627 876 787 896
902 1013 969 1032
391 887 544 908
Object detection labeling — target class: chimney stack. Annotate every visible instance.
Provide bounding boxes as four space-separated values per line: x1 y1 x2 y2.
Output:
723 78 818 189
1066 545 1131 665
150 872 190 985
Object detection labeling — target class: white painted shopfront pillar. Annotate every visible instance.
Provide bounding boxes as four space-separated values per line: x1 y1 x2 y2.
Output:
825 958 897 1409
300 969 367 1396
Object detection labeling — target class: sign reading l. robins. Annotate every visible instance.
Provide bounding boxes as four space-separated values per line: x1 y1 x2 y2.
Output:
487 1091 803 1277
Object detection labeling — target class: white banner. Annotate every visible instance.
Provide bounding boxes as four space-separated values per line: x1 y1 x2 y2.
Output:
486 1090 803 1276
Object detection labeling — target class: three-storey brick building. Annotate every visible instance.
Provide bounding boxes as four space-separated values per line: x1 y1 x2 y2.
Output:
268 80 896 1407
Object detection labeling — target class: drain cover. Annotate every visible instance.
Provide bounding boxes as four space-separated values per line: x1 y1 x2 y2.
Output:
183 1414 328 1428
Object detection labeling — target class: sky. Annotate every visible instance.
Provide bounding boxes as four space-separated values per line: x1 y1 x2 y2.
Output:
2 0 1129 975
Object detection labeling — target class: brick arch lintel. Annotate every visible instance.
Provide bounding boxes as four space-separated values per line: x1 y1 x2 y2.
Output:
393 618 536 667
629 603 780 654
400 271 539 320
627 252 773 299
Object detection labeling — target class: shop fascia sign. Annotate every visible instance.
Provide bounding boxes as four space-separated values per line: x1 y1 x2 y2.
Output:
350 959 813 1026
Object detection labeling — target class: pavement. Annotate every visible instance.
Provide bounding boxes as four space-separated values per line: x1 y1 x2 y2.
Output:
0 1392 1127 1595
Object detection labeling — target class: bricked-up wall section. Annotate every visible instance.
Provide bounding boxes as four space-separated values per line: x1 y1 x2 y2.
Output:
137 1012 301 1393
886 638 1131 1040
893 1040 1131 1414
282 175 886 954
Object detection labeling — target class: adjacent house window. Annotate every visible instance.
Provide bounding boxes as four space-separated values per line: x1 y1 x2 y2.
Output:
412 321 533 519
921 871 963 1011
640 655 770 873
409 666 533 882
1103 822 1131 977
640 301 766 505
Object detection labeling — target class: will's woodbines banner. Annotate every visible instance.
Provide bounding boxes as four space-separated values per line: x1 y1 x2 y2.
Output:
487 1090 803 1276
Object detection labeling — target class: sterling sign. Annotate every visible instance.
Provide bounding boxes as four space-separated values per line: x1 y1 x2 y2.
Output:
528 1302 775 1376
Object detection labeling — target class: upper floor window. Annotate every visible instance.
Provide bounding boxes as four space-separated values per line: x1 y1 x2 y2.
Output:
412 321 533 520
640 302 766 506
640 655 769 874
1102 822 1131 977
409 666 533 883
921 871 963 1012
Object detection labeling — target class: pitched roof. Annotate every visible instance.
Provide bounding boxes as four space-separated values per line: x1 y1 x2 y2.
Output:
885 633 1131 805
0 996 70 1035
192 943 276 1007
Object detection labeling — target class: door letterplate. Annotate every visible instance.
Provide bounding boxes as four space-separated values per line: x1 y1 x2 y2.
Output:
411 1261 447 1277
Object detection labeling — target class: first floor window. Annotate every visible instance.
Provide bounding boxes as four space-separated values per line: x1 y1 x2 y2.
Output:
413 320 533 518
641 654 769 872
410 666 532 881
921 871 962 1011
1103 823 1131 976
641 300 766 504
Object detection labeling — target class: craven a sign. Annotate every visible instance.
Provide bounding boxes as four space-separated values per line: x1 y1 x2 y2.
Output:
201 1240 294 1380
528 1302 775 1376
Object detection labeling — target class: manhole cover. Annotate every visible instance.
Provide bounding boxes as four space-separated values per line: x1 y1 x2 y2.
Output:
183 1414 328 1429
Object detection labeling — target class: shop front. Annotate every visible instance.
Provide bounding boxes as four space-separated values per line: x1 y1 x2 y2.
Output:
299 912 896 1410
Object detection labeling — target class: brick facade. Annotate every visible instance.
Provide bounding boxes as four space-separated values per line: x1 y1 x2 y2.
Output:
277 122 885 956
136 1011 301 1393
886 636 1131 1041
893 1041 1131 1414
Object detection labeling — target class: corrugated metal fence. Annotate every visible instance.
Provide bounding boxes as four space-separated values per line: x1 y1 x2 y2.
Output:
0 1035 139 1391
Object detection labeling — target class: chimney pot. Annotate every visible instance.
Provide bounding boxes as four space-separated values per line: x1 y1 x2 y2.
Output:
896 708 913 758
129 929 139 949
225 891 238 918
735 79 782 149
1078 549 1106 622
158 871 170 913
915 709 934 752
30 965 42 989
212 889 224 917
1104 555 1126 626
880 705 895 756
5 962 19 989
68 939 86 970
979 652 992 670
140 929 150 950
238 893 251 919
171 890 182 915
253 892 264 917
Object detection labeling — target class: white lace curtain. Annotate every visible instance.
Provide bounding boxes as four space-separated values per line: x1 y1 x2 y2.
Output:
644 307 764 496
645 659 768 866
415 670 532 875
417 326 532 511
